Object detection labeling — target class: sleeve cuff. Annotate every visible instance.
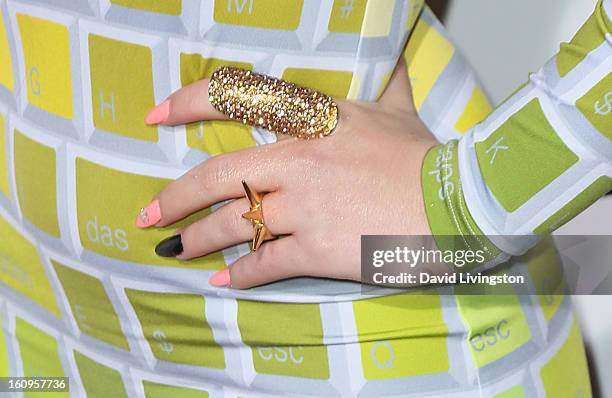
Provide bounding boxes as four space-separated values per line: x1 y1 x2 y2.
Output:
421 140 504 271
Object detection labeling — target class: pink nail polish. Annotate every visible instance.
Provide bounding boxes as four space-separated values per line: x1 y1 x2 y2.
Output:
209 268 231 287
135 200 161 228
145 100 170 125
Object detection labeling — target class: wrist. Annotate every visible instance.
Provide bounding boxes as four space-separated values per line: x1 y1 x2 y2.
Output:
420 140 502 270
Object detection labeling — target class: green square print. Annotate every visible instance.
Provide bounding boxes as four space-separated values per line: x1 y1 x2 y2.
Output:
475 99 578 212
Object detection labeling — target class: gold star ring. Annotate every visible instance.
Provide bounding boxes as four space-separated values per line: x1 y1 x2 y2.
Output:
241 180 275 251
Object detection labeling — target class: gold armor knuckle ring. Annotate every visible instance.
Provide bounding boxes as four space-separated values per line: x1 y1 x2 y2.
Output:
241 180 275 251
208 66 339 140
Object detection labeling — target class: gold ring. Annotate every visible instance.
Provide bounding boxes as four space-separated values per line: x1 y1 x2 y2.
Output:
208 66 339 140
241 180 275 251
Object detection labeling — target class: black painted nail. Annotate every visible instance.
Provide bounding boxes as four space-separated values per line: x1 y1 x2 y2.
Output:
155 234 183 257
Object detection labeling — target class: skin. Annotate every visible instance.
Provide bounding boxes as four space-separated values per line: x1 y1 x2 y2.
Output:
144 60 438 288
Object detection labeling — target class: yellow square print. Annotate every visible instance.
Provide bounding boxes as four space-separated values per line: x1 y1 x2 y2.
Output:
328 0 367 33
282 68 353 98
576 72 612 140
0 215 61 317
125 289 225 368
494 385 526 398
143 381 209 398
406 0 424 32
180 54 255 155
237 300 329 379
524 240 565 322
52 260 129 350
213 0 304 30
0 314 8 377
0 9 15 92
540 319 592 398
88 34 157 142
74 351 128 398
360 0 395 37
353 292 449 379
14 129 60 237
16 14 73 119
540 320 591 398
0 215 62 317
16 318 68 398
0 114 10 199
111 0 182 15
75 157 224 269
455 293 531 368
455 87 492 134
403 18 454 111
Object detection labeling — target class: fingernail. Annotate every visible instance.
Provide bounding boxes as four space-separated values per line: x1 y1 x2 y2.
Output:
155 234 183 257
145 100 170 125
209 268 231 287
135 200 161 228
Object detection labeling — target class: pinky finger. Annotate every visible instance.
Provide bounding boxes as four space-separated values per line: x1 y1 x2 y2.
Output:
208 237 302 289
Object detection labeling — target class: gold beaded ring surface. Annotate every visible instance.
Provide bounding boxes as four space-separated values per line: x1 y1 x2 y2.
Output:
208 66 339 140
241 180 275 251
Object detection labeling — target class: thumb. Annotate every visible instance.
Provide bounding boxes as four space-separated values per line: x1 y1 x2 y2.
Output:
208 237 301 289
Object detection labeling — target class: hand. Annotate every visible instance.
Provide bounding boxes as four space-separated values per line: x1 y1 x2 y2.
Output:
138 61 437 288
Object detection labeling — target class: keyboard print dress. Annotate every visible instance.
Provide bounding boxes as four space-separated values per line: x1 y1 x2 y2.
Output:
0 0 610 397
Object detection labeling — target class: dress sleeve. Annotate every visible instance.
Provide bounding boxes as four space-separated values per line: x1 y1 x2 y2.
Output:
420 0 612 265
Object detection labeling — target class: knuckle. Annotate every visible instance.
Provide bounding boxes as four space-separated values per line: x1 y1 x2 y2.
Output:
266 240 301 274
232 258 270 289
198 154 232 190
252 261 276 283
252 243 285 276
252 245 277 272
260 196 282 229
232 239 300 288
219 201 248 237
291 145 321 170
337 102 359 132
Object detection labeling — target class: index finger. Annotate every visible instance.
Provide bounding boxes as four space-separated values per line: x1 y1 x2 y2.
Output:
144 78 228 126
